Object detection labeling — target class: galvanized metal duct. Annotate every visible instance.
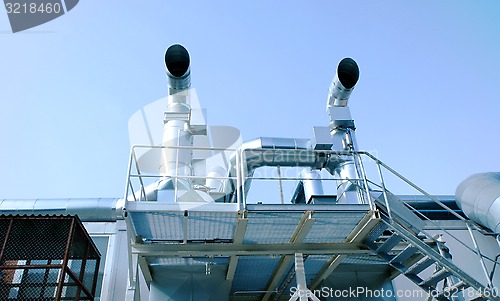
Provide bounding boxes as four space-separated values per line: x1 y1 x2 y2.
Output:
226 137 319 201
229 137 313 177
327 57 360 107
240 137 315 172
0 198 123 222
455 172 500 233
327 58 361 204
300 167 324 203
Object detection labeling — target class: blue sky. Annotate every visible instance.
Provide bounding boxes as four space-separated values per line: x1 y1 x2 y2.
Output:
1 1 499 199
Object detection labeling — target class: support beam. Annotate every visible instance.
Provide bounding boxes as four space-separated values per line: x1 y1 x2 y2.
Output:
226 215 248 289
262 211 316 301
132 242 369 257
263 256 294 301
137 256 152 289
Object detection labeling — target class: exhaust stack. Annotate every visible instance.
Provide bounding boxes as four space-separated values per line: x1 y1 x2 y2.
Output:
326 58 361 204
165 44 191 91
327 58 359 107
160 44 196 201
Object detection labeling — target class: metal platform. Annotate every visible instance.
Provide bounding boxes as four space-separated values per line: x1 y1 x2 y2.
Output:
122 146 500 301
127 203 379 300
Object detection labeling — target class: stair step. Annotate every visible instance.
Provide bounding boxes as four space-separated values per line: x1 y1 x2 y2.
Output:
365 224 389 243
419 268 452 288
405 273 424 286
390 246 418 264
434 281 468 300
364 241 378 252
389 261 407 273
377 251 394 262
405 257 435 275
376 234 402 254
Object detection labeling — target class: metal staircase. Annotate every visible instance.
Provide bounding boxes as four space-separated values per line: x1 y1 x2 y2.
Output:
363 191 499 301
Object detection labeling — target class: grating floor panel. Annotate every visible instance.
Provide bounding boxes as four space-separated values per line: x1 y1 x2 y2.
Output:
303 211 369 243
130 211 238 241
243 211 305 244
231 256 281 293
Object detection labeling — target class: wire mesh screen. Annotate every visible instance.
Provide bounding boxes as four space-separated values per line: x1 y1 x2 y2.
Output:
0 215 101 300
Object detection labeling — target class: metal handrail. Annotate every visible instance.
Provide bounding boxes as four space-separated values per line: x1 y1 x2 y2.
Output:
362 152 500 277
124 144 241 206
362 151 467 222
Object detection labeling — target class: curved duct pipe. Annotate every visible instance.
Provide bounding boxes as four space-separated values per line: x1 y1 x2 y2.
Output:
226 137 325 202
137 137 315 203
0 198 122 222
455 172 500 233
327 58 360 107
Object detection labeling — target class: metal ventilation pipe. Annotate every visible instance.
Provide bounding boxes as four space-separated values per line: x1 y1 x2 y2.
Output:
327 58 359 107
300 168 324 203
0 198 122 222
326 58 361 204
160 44 194 198
225 137 317 202
455 173 500 233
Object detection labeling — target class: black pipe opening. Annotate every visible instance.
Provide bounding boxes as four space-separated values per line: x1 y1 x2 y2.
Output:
165 44 190 77
337 58 359 89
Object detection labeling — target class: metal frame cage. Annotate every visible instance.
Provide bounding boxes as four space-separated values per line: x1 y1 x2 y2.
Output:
0 215 101 301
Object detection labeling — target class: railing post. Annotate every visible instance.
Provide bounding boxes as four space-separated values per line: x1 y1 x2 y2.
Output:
277 165 285 205
123 146 135 204
352 152 373 210
235 148 242 211
375 159 393 223
466 222 494 288
240 149 247 210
